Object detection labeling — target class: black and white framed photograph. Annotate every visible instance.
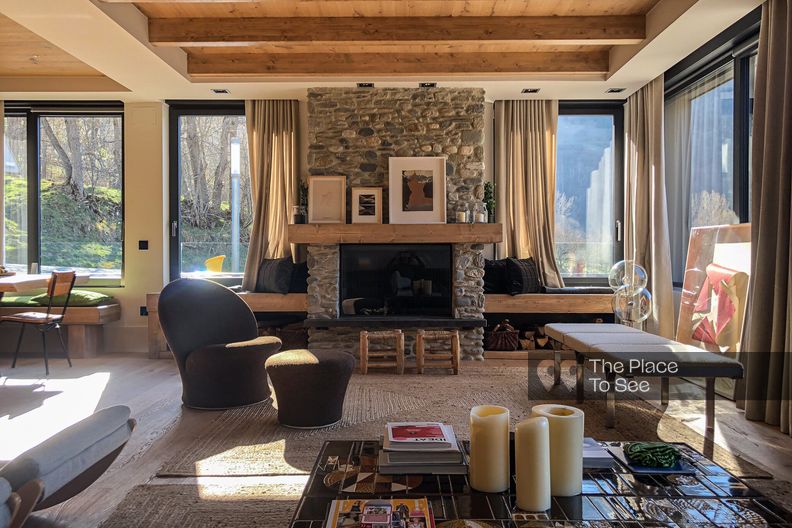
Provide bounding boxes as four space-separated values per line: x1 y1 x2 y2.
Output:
388 157 446 224
351 187 382 224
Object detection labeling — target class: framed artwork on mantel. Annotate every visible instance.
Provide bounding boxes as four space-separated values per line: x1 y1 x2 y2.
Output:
308 175 346 223
388 156 446 224
351 187 382 224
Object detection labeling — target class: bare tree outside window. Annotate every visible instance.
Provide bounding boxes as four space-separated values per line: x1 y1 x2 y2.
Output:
38 116 123 277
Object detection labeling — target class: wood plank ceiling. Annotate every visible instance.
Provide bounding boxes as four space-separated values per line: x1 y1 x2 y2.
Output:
122 0 662 78
0 14 104 77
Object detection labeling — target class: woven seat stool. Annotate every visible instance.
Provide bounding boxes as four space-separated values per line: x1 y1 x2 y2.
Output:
359 330 404 374
416 329 460 374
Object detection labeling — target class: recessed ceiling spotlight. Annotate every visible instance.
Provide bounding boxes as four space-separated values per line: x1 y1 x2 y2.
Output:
356 82 375 88
419 82 437 88
606 87 626 93
211 88 230 94
521 88 540 94
29 55 40 65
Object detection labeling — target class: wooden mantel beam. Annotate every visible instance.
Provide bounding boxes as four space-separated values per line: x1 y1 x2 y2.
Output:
187 50 609 77
150 16 645 47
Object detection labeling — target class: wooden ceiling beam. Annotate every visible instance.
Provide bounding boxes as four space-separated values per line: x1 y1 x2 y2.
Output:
150 16 645 47
187 50 610 76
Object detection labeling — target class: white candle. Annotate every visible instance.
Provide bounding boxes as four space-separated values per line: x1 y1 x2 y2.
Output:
515 416 551 512
456 211 467 223
531 404 584 497
475 212 486 223
469 405 510 493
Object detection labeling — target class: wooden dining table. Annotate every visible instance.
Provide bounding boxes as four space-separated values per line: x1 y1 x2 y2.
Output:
0 273 90 300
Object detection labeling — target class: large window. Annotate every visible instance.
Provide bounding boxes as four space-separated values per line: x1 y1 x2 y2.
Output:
664 9 758 284
555 104 624 281
3 105 123 281
169 104 252 280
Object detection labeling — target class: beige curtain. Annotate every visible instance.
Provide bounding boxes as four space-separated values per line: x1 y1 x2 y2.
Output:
494 100 564 288
0 100 4 264
741 0 792 434
241 100 299 292
624 76 674 338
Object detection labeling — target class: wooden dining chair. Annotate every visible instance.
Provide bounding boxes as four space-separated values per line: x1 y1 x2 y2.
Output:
4 271 77 375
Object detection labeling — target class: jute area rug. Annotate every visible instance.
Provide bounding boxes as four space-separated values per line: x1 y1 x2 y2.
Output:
157 361 766 479
101 361 779 528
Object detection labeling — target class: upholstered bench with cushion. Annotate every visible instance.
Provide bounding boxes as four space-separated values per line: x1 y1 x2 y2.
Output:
0 290 121 358
545 323 744 432
0 406 135 512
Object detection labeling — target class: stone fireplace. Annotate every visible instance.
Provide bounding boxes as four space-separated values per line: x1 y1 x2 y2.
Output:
302 87 488 359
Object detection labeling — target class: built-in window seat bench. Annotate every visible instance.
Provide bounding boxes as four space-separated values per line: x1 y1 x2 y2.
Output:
146 290 614 357
0 299 121 358
544 323 744 433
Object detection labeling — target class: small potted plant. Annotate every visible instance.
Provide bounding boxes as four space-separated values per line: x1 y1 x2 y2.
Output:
293 181 308 224
484 181 496 223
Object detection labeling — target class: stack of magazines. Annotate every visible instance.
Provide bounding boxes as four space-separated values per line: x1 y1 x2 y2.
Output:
378 422 467 474
325 498 435 527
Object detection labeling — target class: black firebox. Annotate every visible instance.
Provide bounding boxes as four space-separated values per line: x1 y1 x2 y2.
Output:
339 244 452 317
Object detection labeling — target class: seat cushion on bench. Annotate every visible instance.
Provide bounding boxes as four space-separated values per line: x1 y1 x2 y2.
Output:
565 331 669 353
542 286 615 295
31 289 115 307
587 344 744 378
545 323 639 344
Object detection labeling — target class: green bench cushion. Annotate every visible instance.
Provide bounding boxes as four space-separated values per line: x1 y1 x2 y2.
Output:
1 289 117 307
0 294 42 307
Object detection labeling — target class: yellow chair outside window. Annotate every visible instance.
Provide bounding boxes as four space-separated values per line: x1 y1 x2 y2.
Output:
204 255 226 273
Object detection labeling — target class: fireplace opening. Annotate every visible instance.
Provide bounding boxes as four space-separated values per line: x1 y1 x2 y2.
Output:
339 244 453 317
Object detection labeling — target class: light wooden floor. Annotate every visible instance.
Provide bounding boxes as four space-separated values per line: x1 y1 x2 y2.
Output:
2 355 792 527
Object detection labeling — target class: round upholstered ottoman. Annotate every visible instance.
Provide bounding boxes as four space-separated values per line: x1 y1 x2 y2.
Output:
265 349 355 428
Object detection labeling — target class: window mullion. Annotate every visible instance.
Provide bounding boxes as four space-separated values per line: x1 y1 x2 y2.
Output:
26 112 40 272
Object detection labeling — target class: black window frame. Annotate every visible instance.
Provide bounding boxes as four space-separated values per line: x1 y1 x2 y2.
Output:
556 100 626 286
664 8 760 286
3 101 125 286
167 100 246 283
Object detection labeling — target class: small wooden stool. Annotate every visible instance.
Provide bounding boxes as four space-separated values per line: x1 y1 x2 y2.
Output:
416 329 460 374
359 330 405 374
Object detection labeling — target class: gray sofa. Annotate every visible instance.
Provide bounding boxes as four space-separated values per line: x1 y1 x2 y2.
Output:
0 405 135 512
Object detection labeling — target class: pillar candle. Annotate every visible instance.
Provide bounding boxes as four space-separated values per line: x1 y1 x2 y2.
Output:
515 416 551 511
531 404 584 496
456 211 468 223
469 405 510 493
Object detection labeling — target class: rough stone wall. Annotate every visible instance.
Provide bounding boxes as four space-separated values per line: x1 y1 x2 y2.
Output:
306 88 487 360
307 87 486 221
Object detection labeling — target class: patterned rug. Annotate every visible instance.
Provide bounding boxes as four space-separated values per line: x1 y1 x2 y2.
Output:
100 482 302 528
101 361 780 528
157 361 768 479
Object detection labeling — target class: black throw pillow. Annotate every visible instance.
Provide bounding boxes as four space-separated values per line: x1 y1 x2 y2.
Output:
484 259 509 293
255 257 294 294
506 257 542 295
289 261 309 293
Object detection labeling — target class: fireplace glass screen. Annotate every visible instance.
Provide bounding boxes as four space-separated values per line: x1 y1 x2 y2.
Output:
339 244 452 317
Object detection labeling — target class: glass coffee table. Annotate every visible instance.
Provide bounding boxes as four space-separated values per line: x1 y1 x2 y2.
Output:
289 439 792 527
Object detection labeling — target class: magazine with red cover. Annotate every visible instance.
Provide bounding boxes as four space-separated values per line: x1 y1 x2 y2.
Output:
388 422 446 443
